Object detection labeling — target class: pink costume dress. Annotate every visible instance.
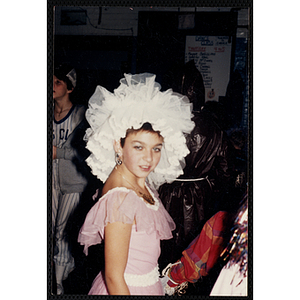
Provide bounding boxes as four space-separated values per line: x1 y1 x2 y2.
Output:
78 184 175 295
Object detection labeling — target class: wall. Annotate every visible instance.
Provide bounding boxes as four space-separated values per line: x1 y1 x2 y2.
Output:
54 6 248 37
53 6 249 129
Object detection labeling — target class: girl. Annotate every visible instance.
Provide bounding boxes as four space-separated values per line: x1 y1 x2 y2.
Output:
78 73 195 295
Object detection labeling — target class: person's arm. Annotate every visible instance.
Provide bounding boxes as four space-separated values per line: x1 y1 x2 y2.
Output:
53 145 57 159
104 221 132 295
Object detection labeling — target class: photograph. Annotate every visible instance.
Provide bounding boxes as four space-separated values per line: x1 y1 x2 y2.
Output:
48 1 251 298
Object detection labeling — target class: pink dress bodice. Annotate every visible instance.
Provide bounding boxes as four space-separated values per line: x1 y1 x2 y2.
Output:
78 185 175 295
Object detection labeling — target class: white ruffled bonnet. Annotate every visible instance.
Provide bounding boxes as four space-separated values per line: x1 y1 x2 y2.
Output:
84 73 195 188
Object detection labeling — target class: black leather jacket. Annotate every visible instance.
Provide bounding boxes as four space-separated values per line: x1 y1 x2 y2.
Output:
158 102 232 266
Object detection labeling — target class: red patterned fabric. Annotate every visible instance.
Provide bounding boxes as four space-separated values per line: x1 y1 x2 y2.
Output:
168 211 229 286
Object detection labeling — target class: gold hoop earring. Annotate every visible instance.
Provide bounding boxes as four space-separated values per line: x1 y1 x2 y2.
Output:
115 153 122 165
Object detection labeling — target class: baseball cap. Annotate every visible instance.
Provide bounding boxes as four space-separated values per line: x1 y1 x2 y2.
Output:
54 63 77 88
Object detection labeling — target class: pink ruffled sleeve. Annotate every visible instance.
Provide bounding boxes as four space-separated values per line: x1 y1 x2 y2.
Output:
78 186 176 255
78 188 136 255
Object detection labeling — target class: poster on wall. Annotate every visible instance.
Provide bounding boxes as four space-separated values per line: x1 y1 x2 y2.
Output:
185 35 232 102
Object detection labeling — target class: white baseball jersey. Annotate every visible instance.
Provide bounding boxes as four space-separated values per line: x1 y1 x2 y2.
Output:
53 106 76 148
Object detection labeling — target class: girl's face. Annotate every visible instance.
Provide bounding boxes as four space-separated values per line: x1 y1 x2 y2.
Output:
53 75 72 101
117 130 164 181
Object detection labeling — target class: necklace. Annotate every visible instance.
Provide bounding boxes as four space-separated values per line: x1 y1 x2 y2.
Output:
54 107 71 116
115 167 155 205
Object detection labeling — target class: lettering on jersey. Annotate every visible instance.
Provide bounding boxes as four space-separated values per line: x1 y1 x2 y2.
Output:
53 129 69 141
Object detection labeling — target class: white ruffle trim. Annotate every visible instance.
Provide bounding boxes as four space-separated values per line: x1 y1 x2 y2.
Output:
124 265 159 287
84 73 195 188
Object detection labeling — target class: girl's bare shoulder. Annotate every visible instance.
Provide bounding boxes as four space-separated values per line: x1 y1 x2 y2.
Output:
102 171 123 196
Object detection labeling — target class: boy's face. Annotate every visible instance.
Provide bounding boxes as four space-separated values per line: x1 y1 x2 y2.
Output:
53 75 72 101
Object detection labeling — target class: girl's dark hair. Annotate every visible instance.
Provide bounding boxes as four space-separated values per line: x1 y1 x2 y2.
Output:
120 122 161 147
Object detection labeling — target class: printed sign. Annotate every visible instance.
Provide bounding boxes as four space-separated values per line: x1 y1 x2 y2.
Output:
185 36 232 102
